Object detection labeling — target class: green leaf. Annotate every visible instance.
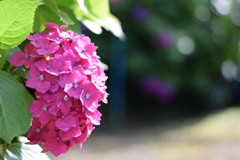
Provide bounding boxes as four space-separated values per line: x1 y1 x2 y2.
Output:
84 0 110 20
0 0 40 49
0 50 7 70
81 18 103 34
32 8 47 33
43 0 60 17
74 1 103 34
42 0 75 25
76 0 126 40
4 137 50 160
60 10 75 25
55 0 75 7
59 6 81 34
103 14 126 41
38 5 63 24
0 71 34 144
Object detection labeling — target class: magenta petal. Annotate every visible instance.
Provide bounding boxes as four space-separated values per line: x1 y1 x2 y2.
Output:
39 111 51 125
80 83 100 111
49 83 59 92
9 51 25 66
45 22 58 30
69 126 81 137
25 57 37 68
26 78 40 90
37 81 51 93
59 126 81 141
85 43 98 54
59 103 71 116
25 43 35 54
27 78 51 93
28 100 43 117
36 48 47 55
81 36 91 43
35 60 48 71
45 130 57 142
48 104 59 116
48 42 59 53
37 38 49 48
49 140 67 156
85 109 101 125
59 25 68 30
59 130 71 141
71 134 87 146
28 65 40 77
47 120 57 130
55 115 76 131
58 74 70 88
27 33 41 41
64 83 73 92
65 87 82 99
35 91 58 102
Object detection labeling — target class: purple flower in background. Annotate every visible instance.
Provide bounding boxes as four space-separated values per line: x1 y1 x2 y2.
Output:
154 31 174 48
141 76 175 103
131 4 150 22
80 23 89 35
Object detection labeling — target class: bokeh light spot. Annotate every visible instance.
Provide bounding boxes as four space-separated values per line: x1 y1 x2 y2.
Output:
195 5 211 21
177 37 195 55
221 59 235 81
211 0 232 15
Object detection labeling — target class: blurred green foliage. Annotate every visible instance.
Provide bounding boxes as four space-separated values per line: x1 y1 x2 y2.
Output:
93 0 240 119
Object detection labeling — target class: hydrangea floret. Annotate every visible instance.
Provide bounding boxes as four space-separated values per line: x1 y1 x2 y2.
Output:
9 23 108 156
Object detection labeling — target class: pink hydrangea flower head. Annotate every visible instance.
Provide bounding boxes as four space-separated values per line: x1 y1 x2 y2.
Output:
10 22 108 156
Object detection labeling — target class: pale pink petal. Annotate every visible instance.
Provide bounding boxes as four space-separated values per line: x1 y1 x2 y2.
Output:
84 43 98 54
80 83 101 111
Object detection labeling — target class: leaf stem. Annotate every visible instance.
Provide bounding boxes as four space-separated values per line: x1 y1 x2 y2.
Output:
9 67 17 75
22 67 27 80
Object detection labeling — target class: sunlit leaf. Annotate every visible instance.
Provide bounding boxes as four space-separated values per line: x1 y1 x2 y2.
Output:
103 15 126 40
76 0 125 40
84 0 110 20
0 0 40 49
